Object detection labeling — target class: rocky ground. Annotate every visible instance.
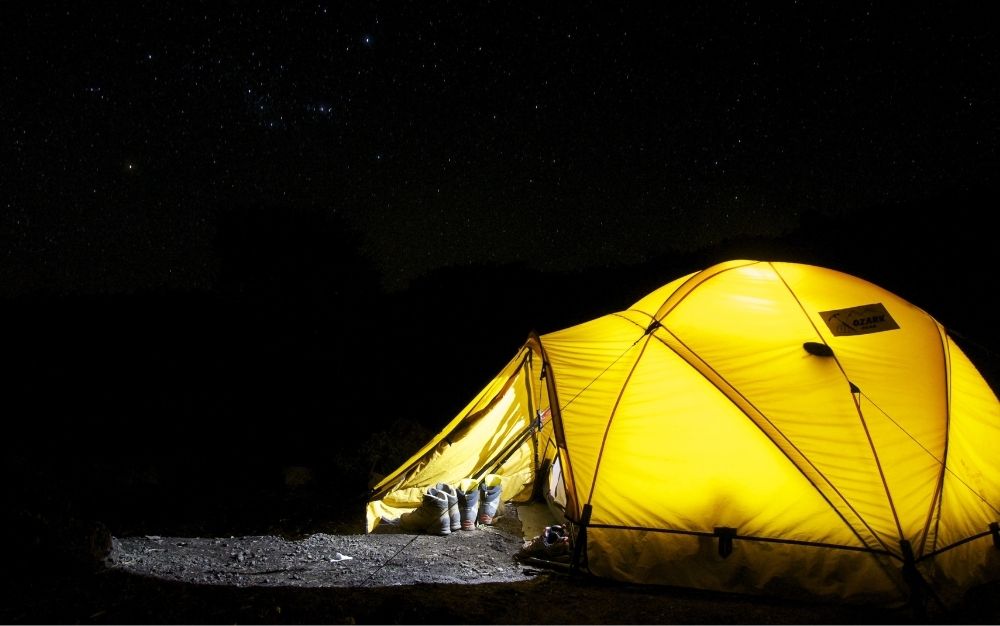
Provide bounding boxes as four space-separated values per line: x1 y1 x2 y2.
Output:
5 502 1000 624
112 505 533 591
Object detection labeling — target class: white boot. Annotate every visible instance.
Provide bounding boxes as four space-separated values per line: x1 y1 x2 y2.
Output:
457 478 480 530
435 482 461 532
478 474 503 525
399 486 451 535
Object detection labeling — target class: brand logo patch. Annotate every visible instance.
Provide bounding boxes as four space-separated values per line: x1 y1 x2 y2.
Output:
819 303 900 336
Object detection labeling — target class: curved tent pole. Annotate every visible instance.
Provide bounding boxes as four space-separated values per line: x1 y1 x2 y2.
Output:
771 262 910 545
527 331 581 524
650 259 757 322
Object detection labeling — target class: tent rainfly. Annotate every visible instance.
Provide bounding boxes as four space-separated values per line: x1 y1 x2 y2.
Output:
366 260 1000 606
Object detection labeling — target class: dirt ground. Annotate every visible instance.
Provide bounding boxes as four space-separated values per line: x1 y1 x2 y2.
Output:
6 502 1000 625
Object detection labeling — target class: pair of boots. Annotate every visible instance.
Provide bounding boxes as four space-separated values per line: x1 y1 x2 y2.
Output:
397 474 502 535
456 474 502 530
517 524 571 562
398 483 458 536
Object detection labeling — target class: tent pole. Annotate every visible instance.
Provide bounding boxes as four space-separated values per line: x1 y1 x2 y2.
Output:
570 503 592 574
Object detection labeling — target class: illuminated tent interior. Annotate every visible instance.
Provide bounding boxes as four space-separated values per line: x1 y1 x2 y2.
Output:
366 259 1000 606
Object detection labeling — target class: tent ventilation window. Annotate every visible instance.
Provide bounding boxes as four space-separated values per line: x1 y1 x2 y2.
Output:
991 522 1000 550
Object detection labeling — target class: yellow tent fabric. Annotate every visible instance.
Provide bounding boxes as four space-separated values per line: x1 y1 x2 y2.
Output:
366 346 553 527
365 260 1000 605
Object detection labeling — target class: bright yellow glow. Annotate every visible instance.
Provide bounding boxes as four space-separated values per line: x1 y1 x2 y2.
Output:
365 348 540 532
584 338 864 546
365 260 1000 602
935 336 1000 549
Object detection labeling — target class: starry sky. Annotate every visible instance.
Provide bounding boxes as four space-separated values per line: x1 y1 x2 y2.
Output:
4 2 998 296
3 3 1000 543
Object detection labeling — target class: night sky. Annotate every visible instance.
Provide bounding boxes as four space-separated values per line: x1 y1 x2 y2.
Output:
4 3 1000 539
6 3 997 296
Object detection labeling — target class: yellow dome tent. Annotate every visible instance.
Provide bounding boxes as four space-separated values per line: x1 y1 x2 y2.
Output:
366 260 1000 606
